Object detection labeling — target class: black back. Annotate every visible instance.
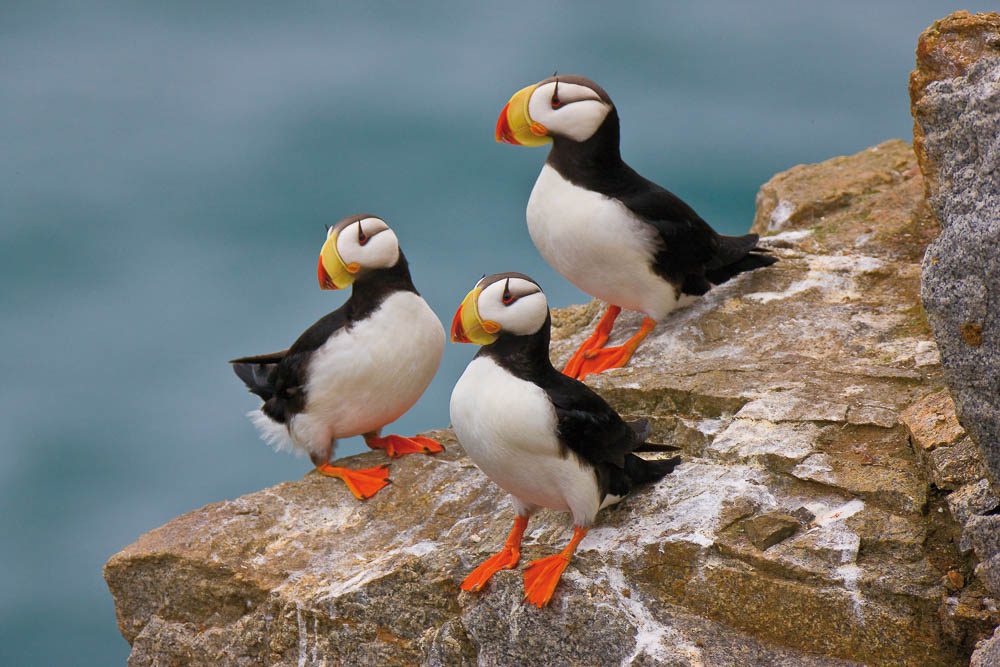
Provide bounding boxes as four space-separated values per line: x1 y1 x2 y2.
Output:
546 106 773 293
230 252 417 424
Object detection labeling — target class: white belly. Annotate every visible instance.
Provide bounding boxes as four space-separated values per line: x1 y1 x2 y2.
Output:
450 357 602 524
526 164 682 320
289 291 444 452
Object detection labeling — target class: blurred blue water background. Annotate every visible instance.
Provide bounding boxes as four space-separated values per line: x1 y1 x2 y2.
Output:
2 1 993 663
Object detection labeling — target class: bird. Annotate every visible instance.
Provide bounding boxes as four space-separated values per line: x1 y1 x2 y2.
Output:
495 74 777 380
449 272 680 607
230 214 445 500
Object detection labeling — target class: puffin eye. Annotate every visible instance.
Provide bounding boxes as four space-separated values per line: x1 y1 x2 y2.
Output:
502 278 516 305
551 77 562 109
357 222 368 246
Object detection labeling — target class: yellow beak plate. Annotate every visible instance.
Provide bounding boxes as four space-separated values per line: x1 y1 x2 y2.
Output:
496 84 552 147
451 288 501 345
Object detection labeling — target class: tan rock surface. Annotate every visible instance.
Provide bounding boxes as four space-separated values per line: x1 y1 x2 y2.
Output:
106 142 998 665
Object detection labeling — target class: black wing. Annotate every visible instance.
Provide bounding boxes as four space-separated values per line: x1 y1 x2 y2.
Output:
229 301 354 421
615 168 772 294
539 370 642 469
615 170 720 281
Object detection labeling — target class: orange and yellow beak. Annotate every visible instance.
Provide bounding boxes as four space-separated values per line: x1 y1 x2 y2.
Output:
495 83 552 147
317 231 361 290
451 287 501 345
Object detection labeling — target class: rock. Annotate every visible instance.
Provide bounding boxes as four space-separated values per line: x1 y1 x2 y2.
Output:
899 389 966 451
750 139 936 262
972 627 1000 667
929 436 989 491
945 570 966 591
947 479 999 529
965 515 1000 563
910 11 1000 492
908 11 1000 196
106 142 997 664
742 513 800 550
977 555 1000 600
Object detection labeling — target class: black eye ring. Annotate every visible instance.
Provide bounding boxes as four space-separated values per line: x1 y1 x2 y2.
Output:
551 76 562 109
357 222 368 246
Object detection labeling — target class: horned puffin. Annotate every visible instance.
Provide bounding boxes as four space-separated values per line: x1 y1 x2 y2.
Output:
495 75 777 380
449 272 680 606
231 214 445 500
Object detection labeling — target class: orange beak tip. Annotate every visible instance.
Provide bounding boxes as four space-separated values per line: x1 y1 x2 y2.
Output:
495 102 520 145
317 255 338 290
450 306 470 344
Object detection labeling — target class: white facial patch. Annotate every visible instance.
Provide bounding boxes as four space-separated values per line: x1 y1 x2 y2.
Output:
336 217 400 270
477 277 548 336
528 81 611 142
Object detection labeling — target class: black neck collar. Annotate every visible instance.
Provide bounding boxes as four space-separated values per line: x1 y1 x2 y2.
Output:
476 313 555 380
546 108 624 181
346 251 418 321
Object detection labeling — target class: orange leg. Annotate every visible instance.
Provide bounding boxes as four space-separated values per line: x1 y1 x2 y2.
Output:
562 305 622 378
570 317 656 381
523 526 588 608
315 464 391 500
364 433 445 458
461 515 529 593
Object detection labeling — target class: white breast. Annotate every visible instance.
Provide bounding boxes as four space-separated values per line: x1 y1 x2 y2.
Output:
449 356 603 525
287 291 444 456
526 164 682 320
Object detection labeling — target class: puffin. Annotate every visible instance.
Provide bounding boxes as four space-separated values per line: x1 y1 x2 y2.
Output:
449 272 680 607
230 214 445 500
495 75 776 380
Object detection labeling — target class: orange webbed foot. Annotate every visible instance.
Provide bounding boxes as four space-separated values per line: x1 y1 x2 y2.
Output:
522 553 571 607
522 526 587 607
461 515 528 593
315 464 391 500
562 305 621 378
461 546 521 592
570 345 636 380
567 317 656 381
366 434 445 458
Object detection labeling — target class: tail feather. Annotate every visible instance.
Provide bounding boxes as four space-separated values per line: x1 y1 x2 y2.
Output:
705 249 777 285
628 419 682 453
232 362 278 402
624 452 681 486
708 233 760 268
634 442 682 453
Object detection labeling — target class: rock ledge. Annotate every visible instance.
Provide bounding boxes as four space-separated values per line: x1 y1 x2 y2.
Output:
107 139 999 666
